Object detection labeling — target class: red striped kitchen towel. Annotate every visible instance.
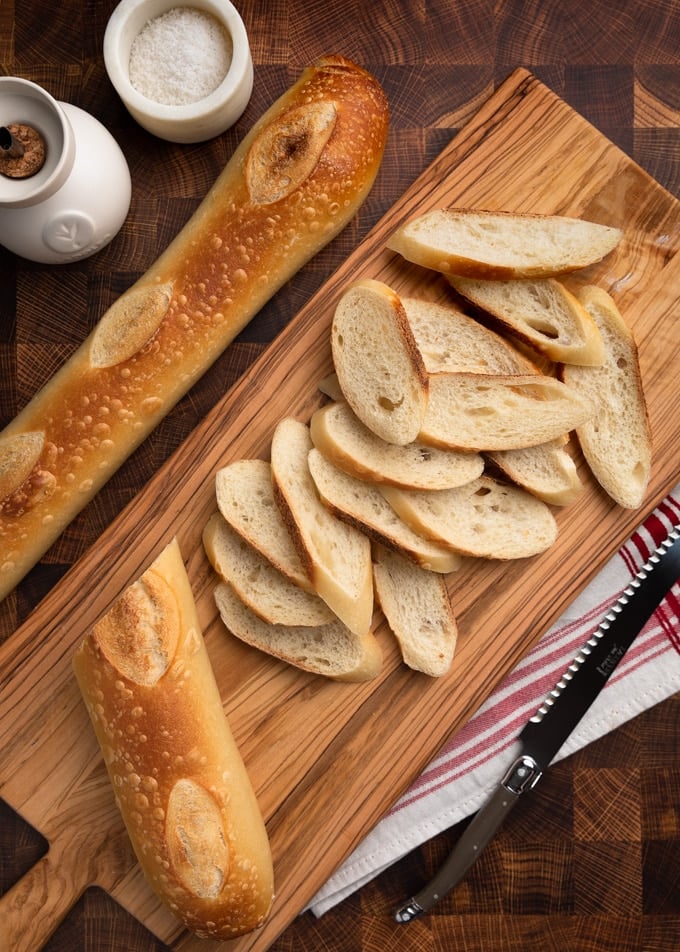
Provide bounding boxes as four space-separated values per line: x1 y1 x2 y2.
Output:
309 488 680 915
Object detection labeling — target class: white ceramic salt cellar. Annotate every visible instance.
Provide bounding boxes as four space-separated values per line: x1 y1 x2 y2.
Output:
104 0 253 144
0 77 132 265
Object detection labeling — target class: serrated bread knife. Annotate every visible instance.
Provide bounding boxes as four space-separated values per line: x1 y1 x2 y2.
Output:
395 525 680 923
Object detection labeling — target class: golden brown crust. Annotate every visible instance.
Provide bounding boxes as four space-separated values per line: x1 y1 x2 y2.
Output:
72 538 274 939
0 56 389 601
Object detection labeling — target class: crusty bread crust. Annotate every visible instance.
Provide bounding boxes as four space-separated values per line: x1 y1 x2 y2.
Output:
0 56 389 602
72 538 274 939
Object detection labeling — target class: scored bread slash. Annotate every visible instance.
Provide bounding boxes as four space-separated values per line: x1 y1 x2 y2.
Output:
387 208 623 280
270 417 374 636
448 275 606 366
310 400 484 491
307 447 463 574
419 372 593 451
203 512 334 626
373 545 458 677
72 538 274 940
381 476 558 560
402 296 541 374
562 286 652 509
331 279 429 445
213 580 382 682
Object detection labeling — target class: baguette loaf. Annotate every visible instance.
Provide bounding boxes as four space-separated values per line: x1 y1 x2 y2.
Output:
561 286 652 508
387 208 622 279
271 418 374 636
331 279 429 444
72 538 274 940
310 400 484 490
448 276 606 365
0 55 389 602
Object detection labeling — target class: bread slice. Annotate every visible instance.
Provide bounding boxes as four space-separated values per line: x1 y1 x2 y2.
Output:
402 296 539 374
419 372 593 451
214 458 314 592
381 476 558 559
307 447 463 574
486 437 583 506
387 209 623 279
331 279 429 444
373 546 457 677
310 401 484 490
203 512 335 626
213 582 382 682
270 417 374 636
561 286 652 509
448 276 605 366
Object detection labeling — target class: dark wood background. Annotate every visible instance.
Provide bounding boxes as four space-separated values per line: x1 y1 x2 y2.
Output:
1 1 678 949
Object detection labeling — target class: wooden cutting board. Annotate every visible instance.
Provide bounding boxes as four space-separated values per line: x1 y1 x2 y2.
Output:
0 67 678 951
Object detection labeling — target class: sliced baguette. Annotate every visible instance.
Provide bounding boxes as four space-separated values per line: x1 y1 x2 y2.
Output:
448 276 605 365
203 513 335 626
307 447 463 573
310 401 484 490
387 208 623 279
402 296 539 374
215 458 314 592
270 417 374 636
331 279 429 444
419 372 593 451
561 286 652 509
373 546 457 677
382 476 558 559
213 582 381 682
486 437 583 506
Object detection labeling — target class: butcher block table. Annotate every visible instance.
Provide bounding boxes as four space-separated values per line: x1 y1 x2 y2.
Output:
1 1 679 950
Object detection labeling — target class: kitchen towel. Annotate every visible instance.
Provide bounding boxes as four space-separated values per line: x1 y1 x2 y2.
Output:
309 486 680 915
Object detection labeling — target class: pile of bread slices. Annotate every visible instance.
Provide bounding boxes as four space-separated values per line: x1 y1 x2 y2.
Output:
203 209 652 682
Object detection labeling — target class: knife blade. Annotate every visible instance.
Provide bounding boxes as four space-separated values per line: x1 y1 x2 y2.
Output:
395 524 680 923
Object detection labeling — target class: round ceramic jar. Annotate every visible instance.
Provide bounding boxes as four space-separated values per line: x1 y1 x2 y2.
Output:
0 77 131 264
104 0 253 143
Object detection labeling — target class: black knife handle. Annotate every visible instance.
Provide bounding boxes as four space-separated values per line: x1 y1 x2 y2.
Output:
393 754 542 922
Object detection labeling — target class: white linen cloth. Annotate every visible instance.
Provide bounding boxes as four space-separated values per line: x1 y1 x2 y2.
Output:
309 486 680 916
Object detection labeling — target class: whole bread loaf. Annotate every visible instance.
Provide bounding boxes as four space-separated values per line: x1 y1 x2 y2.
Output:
72 538 274 940
0 55 389 602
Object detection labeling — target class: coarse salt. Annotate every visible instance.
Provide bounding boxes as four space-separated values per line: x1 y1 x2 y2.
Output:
129 7 233 106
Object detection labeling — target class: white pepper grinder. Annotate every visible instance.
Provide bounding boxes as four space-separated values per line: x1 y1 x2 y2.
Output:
0 77 131 264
